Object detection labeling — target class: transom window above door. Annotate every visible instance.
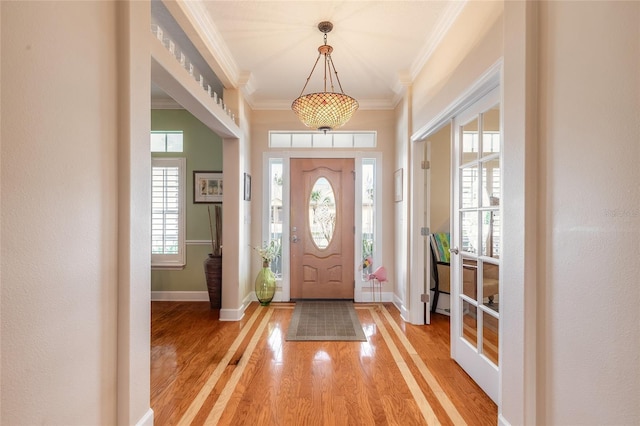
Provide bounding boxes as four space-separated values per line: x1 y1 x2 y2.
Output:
269 131 376 148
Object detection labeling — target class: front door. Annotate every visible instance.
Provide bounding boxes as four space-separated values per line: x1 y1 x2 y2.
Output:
451 87 501 403
290 158 354 299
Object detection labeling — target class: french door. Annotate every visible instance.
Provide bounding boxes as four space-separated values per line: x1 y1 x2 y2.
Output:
451 87 501 402
289 158 355 299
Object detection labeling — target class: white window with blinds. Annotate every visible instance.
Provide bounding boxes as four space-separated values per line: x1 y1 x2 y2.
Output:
151 157 186 268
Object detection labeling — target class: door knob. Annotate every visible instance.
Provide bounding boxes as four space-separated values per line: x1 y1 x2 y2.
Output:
450 247 459 255
291 235 299 243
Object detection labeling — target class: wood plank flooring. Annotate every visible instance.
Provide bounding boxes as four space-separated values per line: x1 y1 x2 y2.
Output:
151 302 497 425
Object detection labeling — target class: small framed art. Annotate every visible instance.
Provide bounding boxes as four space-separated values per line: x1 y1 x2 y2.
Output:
194 171 223 203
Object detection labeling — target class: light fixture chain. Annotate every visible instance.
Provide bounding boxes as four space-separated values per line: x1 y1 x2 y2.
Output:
327 54 336 92
323 50 328 92
298 52 323 97
328 55 345 94
323 30 330 92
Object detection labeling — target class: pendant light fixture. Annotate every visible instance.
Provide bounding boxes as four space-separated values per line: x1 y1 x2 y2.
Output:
292 21 359 133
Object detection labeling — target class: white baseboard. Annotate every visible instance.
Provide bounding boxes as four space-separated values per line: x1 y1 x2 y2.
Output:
243 291 255 306
434 307 451 316
393 294 410 322
498 413 511 426
220 296 251 321
151 291 209 301
151 291 251 321
359 290 393 303
135 408 154 426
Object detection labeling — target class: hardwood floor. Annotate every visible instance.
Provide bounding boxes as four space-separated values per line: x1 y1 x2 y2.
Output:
151 302 497 425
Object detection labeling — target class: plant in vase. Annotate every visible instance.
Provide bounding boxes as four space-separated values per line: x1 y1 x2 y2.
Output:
252 240 280 305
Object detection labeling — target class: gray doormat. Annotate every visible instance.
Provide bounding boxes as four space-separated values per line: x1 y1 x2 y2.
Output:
286 301 367 341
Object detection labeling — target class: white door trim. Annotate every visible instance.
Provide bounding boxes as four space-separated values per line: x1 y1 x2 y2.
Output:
262 151 383 303
408 60 502 327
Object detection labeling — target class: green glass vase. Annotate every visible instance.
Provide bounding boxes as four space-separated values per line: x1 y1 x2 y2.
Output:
255 260 276 305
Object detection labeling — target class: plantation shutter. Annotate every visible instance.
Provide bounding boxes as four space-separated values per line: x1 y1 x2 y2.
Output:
151 158 186 268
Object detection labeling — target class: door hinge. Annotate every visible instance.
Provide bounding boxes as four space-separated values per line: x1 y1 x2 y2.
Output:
354 226 356 234
421 160 430 170
420 227 430 236
352 170 356 180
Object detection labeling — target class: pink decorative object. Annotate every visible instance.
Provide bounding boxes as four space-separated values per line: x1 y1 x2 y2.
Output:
369 266 387 303
369 266 387 282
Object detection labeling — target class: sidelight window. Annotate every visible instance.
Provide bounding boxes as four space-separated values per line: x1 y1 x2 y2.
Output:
360 158 376 280
267 158 284 278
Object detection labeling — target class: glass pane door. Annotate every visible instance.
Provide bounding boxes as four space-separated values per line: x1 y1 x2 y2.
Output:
451 87 501 403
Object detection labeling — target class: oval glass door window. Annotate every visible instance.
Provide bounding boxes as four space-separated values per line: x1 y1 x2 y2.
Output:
308 177 336 249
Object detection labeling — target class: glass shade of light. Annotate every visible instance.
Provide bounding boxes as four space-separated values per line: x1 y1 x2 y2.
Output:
292 92 359 132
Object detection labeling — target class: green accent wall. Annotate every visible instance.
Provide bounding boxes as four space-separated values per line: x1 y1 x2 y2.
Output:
151 109 222 292
152 245 212 291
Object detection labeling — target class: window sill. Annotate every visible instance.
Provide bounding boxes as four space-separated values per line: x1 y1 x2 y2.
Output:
152 264 186 271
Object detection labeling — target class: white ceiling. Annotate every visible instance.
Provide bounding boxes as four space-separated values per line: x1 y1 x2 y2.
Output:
155 1 467 111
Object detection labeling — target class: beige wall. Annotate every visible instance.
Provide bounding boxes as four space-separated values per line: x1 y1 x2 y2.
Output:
393 93 411 314
118 2 153 423
2 1 153 424
536 1 640 424
428 124 451 296
220 88 253 319
428 124 451 234
2 1 126 423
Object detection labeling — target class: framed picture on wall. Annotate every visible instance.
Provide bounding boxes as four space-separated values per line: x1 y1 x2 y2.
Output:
194 171 223 203
394 168 403 202
244 173 252 201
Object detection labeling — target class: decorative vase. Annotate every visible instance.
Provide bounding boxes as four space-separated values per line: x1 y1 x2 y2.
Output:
204 253 222 309
255 260 276 306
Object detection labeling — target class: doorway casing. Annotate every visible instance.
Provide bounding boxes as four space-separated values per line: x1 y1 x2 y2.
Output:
262 150 383 303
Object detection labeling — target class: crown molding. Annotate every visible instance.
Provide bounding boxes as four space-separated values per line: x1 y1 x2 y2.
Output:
238 71 257 106
409 0 467 80
392 71 413 94
390 1 465 105
238 72 256 94
165 0 240 88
